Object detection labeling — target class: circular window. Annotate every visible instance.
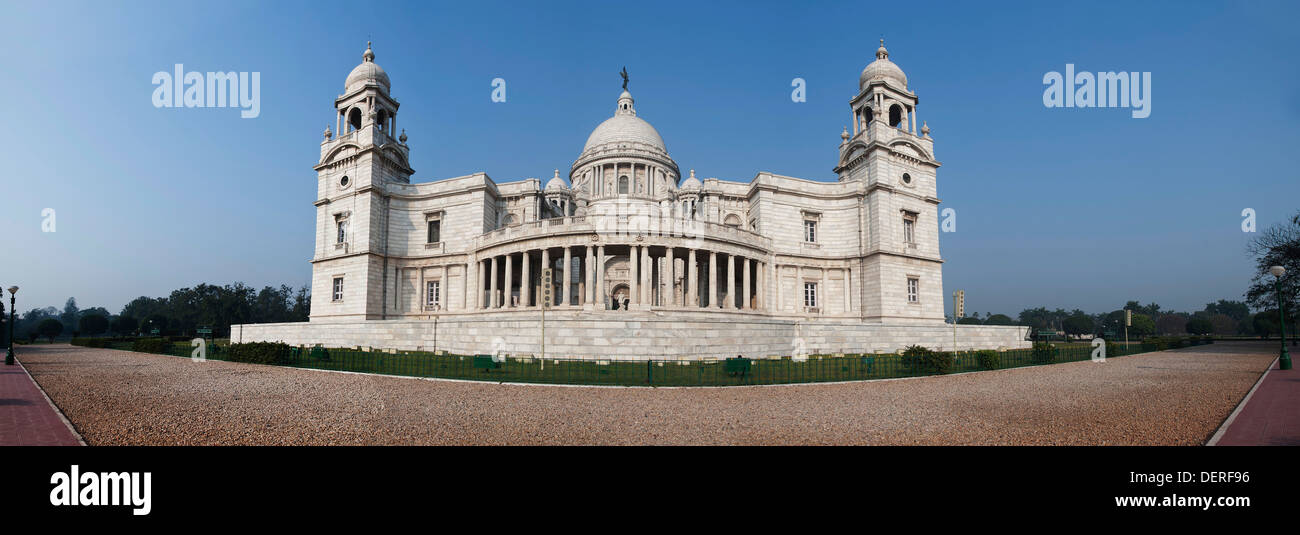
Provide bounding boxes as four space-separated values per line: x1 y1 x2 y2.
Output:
339 175 350 188
901 173 912 185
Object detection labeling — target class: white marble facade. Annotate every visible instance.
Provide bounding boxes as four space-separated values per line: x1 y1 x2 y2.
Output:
235 41 1031 356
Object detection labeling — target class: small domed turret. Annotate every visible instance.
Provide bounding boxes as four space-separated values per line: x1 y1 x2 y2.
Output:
345 41 391 93
860 39 908 91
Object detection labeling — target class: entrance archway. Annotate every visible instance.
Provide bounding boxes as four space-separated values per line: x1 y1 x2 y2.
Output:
610 284 630 310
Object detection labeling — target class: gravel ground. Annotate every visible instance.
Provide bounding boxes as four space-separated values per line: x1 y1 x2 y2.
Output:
15 342 1276 445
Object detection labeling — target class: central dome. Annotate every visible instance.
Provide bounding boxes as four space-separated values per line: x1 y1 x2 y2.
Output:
580 90 668 155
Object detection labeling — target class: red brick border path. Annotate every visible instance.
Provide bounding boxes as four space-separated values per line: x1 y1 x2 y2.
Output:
0 354 84 446
1214 357 1300 446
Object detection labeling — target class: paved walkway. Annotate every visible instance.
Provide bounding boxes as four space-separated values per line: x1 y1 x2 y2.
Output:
0 357 83 446
17 342 1276 445
1214 353 1300 446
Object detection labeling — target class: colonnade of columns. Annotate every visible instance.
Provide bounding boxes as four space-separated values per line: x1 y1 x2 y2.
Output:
473 244 772 312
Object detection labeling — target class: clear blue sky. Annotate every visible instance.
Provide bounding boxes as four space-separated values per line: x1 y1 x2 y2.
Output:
1 0 1297 317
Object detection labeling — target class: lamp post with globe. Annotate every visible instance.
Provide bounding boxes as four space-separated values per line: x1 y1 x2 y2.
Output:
5 286 17 365
1270 266 1291 370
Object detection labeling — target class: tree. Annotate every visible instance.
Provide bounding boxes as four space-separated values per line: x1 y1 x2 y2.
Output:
957 317 982 325
1018 307 1069 330
143 314 169 335
1253 310 1280 338
37 319 64 342
1246 211 1300 315
1130 313 1156 337
1204 300 1250 321
1186 317 1214 335
984 314 1015 326
60 298 79 330
1156 313 1189 335
78 314 109 337
1207 314 1237 335
111 315 138 335
1062 314 1095 339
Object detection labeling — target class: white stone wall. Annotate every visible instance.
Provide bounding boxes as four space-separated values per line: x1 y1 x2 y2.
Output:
234 312 1029 360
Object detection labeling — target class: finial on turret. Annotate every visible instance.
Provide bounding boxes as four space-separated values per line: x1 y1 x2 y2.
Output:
689 169 696 179
554 169 560 179
841 126 850 142
363 41 375 62
324 125 333 141
876 38 889 60
921 121 930 137
399 128 407 144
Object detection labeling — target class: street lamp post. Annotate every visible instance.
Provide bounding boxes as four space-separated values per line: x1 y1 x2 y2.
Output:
5 286 18 366
1270 266 1291 370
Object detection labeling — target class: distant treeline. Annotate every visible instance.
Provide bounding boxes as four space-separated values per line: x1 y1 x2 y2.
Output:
2 283 308 342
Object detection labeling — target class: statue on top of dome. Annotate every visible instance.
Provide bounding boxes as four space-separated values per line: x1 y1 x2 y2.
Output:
620 66 629 90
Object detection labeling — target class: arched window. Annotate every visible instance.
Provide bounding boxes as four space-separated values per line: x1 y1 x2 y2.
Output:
377 109 389 132
724 214 741 228
348 107 362 132
618 175 629 194
889 105 903 128
862 106 873 127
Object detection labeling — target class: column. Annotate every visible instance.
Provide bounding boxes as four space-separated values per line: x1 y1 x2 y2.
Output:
708 251 718 308
629 245 639 306
687 249 697 307
521 250 531 308
441 265 449 310
842 266 852 312
742 257 751 310
541 248 550 307
641 245 651 305
596 245 605 309
465 262 473 310
488 256 498 308
726 254 736 309
910 106 917 134
473 259 483 309
585 246 595 306
504 253 514 308
664 248 674 307
776 264 783 312
562 246 572 306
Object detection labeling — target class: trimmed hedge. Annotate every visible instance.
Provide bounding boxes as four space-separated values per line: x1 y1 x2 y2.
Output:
132 337 172 353
976 349 1001 370
1031 342 1056 364
70 338 108 348
901 345 953 375
227 342 293 365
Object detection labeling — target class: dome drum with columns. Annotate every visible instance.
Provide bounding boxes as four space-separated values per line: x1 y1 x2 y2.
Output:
232 42 1032 358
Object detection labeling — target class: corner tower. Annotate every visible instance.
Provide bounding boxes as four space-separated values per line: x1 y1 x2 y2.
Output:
310 42 415 320
836 41 946 324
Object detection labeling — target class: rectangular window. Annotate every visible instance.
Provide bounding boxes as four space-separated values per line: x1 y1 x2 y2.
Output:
907 277 919 303
332 277 344 302
804 220 817 243
336 220 348 244
804 282 818 308
426 280 440 308
427 220 441 244
903 217 915 245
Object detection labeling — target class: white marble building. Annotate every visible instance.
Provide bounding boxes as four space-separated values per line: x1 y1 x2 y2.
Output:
235 41 1029 357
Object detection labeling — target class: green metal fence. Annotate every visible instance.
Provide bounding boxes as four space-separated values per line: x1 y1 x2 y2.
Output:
76 336 1215 387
